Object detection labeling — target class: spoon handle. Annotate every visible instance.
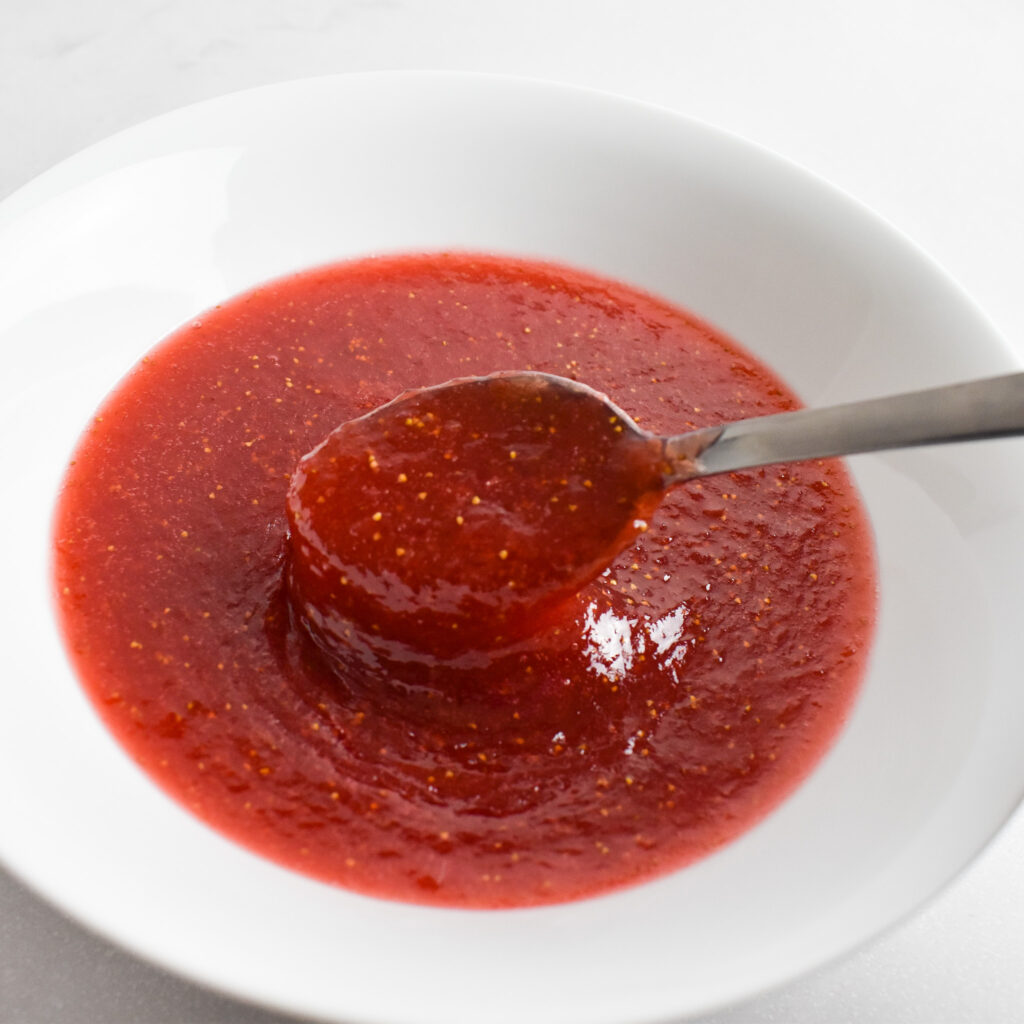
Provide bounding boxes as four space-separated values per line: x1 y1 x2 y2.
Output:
663 371 1024 483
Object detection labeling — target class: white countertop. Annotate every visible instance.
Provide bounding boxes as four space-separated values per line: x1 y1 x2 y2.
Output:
2 1 1023 1021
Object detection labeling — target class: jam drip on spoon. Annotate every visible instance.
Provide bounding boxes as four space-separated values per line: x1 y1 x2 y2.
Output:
286 372 664 679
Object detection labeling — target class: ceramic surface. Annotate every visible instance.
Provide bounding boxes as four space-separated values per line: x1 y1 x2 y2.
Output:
0 72 1022 1024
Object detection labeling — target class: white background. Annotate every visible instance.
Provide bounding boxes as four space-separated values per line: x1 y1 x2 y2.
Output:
1 1 1023 1021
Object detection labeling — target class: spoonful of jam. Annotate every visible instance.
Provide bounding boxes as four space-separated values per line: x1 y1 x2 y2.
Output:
286 370 1024 671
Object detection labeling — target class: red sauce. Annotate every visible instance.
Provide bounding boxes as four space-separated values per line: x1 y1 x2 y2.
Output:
287 373 666 668
54 253 876 908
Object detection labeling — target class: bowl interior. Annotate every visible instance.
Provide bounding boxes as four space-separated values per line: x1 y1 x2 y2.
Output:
1 73 1023 1024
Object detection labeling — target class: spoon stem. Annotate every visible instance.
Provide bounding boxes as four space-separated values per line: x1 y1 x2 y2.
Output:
663 371 1024 483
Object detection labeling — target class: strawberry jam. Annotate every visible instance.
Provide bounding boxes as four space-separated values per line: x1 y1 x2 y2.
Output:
54 253 876 907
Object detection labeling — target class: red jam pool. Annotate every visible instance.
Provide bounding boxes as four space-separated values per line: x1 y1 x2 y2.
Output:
54 253 876 908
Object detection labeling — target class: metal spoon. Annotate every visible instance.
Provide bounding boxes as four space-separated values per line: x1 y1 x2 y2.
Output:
645 370 1024 482
288 369 1024 667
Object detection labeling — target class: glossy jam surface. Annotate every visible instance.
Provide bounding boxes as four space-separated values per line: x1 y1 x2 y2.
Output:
54 253 876 907
287 373 664 668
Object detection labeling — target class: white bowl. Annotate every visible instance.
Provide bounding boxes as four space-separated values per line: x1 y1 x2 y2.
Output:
1 72 1022 1024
